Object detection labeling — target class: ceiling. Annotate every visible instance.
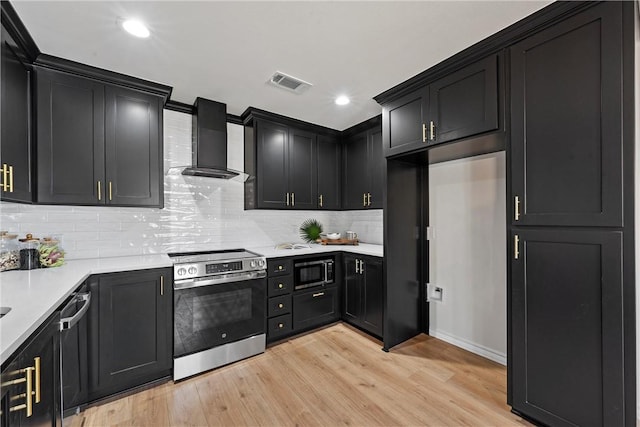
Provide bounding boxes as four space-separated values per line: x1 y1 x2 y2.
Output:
11 1 551 131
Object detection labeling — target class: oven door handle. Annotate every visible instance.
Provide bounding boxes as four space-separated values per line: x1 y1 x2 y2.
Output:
174 270 267 290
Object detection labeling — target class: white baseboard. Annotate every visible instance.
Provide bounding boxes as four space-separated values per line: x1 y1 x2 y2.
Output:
429 329 507 366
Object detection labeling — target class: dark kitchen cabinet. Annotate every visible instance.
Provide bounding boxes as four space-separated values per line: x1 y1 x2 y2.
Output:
317 134 341 209
1 312 61 427
87 268 172 401
292 285 340 331
342 119 383 210
254 119 317 209
0 24 32 203
35 65 165 208
510 4 622 227
511 229 624 426
343 254 383 338
266 256 294 341
382 54 499 158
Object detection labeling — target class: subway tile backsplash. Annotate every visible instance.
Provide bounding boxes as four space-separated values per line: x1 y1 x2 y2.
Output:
0 110 383 259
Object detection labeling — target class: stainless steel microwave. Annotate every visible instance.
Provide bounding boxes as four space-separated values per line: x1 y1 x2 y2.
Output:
294 258 334 290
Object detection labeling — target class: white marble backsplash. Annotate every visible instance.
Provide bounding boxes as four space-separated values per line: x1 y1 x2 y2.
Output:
0 110 382 259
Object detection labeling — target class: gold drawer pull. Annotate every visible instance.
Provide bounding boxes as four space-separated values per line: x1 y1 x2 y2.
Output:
312 292 325 298
278 323 284 329
34 357 40 403
278 283 283 289
278 303 284 309
8 366 34 417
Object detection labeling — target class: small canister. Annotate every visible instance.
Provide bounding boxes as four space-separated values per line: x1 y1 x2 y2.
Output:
19 234 41 270
39 236 65 268
0 232 21 272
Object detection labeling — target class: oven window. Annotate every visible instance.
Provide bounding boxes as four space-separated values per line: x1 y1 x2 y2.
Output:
174 278 265 358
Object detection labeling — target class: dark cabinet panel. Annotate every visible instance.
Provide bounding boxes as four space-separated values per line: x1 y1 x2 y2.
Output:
60 286 89 414
88 268 172 401
256 120 289 209
342 254 383 338
368 129 383 209
317 134 341 209
36 67 105 205
362 257 383 336
268 294 291 317
510 4 622 227
429 55 498 144
382 88 428 157
342 131 369 210
1 312 61 427
511 229 623 426
292 286 339 331
267 258 293 277
267 276 293 297
105 86 162 207
288 128 317 209
1 25 32 202
343 254 361 322
267 314 292 339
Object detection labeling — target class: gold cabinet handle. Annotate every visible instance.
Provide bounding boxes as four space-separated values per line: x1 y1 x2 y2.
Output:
286 192 289 206
7 366 34 417
278 323 284 329
7 165 13 193
109 181 113 201
359 260 364 275
278 283 283 289
319 194 323 208
514 196 521 221
97 181 102 201
312 292 325 298
429 121 436 141
514 235 520 260
34 357 40 403
160 275 164 296
278 303 283 309
278 265 283 270
0 163 10 192
367 192 371 206
422 123 427 142
363 193 367 207
291 192 295 207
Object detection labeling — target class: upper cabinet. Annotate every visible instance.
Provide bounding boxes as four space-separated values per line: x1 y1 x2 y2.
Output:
244 110 342 210
382 54 500 158
509 3 622 227
342 117 383 210
34 59 169 208
0 23 33 203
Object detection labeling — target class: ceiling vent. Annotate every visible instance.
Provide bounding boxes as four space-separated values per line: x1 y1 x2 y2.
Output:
268 71 312 94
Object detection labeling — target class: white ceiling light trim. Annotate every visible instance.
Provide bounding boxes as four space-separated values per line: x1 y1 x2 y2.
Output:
121 19 150 38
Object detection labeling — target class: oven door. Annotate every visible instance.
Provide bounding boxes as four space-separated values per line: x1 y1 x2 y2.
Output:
174 276 266 358
294 260 331 290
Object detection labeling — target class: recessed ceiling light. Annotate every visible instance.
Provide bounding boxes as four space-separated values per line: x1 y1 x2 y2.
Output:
122 19 150 38
335 95 350 106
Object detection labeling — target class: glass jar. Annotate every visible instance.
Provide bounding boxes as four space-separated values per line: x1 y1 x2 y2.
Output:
19 233 41 270
39 235 65 268
0 232 21 272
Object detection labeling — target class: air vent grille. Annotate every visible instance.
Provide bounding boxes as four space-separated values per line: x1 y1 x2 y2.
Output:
269 71 312 94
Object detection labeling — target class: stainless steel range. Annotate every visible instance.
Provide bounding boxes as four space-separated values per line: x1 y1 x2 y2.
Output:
169 249 267 381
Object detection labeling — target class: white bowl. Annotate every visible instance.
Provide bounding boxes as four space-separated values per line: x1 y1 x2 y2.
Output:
326 232 341 240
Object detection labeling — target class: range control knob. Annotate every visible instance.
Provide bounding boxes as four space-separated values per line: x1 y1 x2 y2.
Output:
250 260 257 268
177 268 186 276
258 259 265 267
188 267 197 275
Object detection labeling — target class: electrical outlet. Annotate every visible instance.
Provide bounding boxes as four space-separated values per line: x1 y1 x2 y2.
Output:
427 284 443 302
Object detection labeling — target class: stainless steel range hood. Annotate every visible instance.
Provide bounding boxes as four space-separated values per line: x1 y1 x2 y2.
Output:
180 97 244 180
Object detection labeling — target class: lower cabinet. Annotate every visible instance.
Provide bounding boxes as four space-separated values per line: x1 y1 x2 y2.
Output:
292 286 340 331
87 268 172 401
1 312 61 427
343 254 383 338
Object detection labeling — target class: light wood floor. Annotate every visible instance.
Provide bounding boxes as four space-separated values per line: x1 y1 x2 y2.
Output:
68 323 531 426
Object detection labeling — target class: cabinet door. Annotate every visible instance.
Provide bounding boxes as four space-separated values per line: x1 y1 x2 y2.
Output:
342 132 369 210
317 134 341 209
256 120 289 209
1 312 61 427
342 254 362 322
510 3 622 227
88 268 172 400
428 54 498 145
1 26 32 203
367 129 384 209
292 286 339 331
511 229 623 426
105 86 162 207
288 128 317 209
382 87 428 157
36 68 105 205
362 257 383 337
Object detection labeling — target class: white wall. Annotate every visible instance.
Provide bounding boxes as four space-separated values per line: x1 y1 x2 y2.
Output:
0 110 383 259
428 152 507 364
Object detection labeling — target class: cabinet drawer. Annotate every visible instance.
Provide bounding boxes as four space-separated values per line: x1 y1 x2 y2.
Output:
267 258 293 276
268 295 292 317
268 314 292 338
268 276 293 297
293 286 339 331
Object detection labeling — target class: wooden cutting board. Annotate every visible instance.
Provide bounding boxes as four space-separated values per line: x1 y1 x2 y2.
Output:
317 238 359 246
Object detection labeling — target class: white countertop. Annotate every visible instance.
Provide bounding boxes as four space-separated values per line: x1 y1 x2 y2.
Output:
0 254 172 365
0 244 382 365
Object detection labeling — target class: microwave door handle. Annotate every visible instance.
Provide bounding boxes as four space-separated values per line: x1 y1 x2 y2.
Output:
324 262 328 282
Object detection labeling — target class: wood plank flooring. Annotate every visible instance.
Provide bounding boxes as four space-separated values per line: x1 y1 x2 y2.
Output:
68 323 530 426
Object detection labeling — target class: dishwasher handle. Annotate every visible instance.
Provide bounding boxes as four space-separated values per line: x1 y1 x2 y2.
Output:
59 292 91 331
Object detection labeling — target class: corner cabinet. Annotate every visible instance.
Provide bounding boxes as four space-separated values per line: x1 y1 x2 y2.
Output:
382 54 499 158
87 268 172 401
342 119 383 210
342 253 383 338
34 62 168 208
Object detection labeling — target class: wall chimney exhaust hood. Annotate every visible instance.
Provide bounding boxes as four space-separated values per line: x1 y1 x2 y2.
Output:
179 97 246 180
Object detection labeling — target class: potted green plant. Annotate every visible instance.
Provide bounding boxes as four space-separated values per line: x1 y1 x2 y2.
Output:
299 219 323 243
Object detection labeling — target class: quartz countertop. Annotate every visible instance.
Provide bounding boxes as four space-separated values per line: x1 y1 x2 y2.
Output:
0 254 172 365
0 243 383 366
